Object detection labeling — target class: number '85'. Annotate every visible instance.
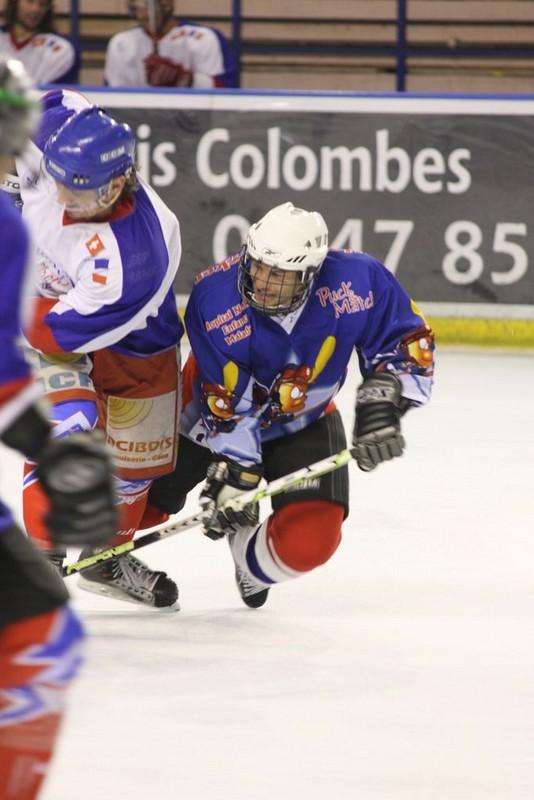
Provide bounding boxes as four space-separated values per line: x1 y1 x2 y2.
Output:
442 221 528 285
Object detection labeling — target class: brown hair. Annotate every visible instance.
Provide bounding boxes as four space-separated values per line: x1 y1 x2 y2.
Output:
122 168 138 200
4 0 55 34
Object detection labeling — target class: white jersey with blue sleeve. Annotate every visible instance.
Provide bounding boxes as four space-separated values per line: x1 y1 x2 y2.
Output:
0 27 78 84
15 89 183 357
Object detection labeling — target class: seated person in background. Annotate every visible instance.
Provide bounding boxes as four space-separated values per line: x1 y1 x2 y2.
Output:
105 0 237 88
0 0 79 84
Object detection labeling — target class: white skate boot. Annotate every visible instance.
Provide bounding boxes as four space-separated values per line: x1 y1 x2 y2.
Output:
228 528 270 609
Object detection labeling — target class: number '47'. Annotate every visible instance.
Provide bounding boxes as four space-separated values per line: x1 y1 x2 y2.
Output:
331 219 413 275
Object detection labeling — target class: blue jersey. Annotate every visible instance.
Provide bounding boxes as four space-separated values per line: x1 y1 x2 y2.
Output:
0 192 41 530
181 249 435 466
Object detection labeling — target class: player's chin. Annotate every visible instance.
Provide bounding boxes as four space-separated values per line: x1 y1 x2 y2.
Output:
64 208 90 220
23 18 42 29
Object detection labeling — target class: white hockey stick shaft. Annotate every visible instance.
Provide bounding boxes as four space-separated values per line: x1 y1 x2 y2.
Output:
147 0 158 47
62 447 355 577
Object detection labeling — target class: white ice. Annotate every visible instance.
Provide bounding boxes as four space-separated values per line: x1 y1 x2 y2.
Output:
1 349 533 800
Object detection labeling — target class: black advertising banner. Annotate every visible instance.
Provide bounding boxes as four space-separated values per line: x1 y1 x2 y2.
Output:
85 91 534 312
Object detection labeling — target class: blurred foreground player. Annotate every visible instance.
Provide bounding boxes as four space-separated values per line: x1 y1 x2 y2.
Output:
0 58 116 799
150 202 435 608
17 89 183 607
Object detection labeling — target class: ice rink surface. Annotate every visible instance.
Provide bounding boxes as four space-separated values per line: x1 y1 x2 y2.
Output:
2 348 533 800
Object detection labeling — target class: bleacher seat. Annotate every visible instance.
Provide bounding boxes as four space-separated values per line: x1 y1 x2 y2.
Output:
25 0 534 92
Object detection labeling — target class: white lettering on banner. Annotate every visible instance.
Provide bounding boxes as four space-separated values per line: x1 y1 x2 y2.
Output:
442 221 528 285
136 124 176 187
213 215 249 261
213 215 528 286
230 143 265 189
330 219 414 273
196 126 472 194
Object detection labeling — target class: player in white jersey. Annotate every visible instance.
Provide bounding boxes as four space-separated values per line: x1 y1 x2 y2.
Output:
0 57 116 799
105 0 237 88
0 0 79 85
17 88 184 607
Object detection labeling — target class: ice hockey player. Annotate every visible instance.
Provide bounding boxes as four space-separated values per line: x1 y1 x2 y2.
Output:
0 57 116 799
149 201 435 608
105 0 237 88
0 0 79 85
17 88 183 607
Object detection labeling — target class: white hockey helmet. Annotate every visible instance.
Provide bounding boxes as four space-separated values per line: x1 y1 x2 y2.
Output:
238 202 329 315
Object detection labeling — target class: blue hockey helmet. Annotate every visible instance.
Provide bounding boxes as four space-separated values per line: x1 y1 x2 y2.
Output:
43 106 135 191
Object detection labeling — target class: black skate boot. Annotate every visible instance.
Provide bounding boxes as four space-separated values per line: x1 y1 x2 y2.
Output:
234 564 270 609
78 549 178 608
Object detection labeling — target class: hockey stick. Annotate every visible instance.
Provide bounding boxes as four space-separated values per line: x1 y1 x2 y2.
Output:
147 0 158 46
61 447 355 578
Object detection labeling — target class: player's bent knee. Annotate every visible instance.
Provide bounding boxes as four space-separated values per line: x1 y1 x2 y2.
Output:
267 500 344 573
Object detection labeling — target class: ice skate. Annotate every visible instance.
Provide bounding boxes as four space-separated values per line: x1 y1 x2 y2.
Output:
46 549 66 577
78 549 179 608
234 563 270 608
228 533 270 609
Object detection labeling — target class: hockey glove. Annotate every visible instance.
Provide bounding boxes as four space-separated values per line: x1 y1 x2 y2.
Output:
353 373 405 472
144 54 193 87
0 400 52 462
200 460 263 540
36 431 117 548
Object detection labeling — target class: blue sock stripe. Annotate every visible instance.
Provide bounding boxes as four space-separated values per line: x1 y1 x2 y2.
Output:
245 530 276 585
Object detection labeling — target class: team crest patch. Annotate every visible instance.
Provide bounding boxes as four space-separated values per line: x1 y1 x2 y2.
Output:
85 233 105 256
92 258 109 284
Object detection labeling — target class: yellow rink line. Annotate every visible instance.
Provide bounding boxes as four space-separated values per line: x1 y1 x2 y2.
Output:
429 317 534 348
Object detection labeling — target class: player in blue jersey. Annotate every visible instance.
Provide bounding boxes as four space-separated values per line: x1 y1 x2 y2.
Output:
16 88 184 607
0 58 116 799
149 202 435 608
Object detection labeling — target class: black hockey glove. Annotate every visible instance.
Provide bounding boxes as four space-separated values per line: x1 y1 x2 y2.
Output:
36 431 117 548
1 400 117 547
200 460 263 540
0 400 52 462
352 373 405 472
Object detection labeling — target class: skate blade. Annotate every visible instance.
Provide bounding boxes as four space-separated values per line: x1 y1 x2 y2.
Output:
78 576 180 611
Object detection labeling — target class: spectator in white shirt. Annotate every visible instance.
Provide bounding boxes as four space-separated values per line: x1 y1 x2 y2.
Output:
0 0 79 84
105 0 237 89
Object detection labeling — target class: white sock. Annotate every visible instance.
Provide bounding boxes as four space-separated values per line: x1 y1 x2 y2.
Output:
230 519 302 585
